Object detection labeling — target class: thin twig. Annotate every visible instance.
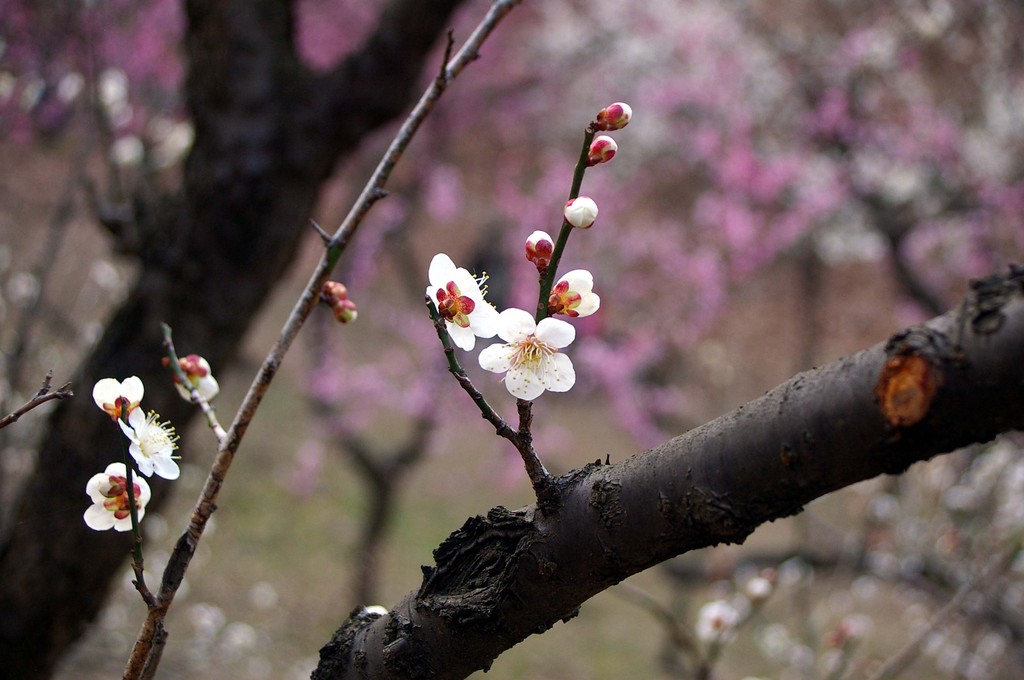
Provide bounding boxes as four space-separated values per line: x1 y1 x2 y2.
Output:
866 547 1017 680
159 324 227 444
0 372 74 431
426 297 554 502
120 3 523 677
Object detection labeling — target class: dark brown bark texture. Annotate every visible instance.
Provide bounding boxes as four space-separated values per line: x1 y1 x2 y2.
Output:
0 1 467 678
313 266 1024 680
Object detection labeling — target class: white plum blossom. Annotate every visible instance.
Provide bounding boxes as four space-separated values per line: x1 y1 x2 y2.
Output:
426 253 499 351
563 196 599 229
696 600 741 644
548 269 600 318
92 376 144 420
173 354 220 402
83 462 151 532
478 308 576 400
119 408 180 479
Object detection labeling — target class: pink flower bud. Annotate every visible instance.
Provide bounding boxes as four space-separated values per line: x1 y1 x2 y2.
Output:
525 230 554 272
594 102 632 131
587 135 618 166
563 197 599 229
321 281 349 302
332 298 358 324
321 281 357 323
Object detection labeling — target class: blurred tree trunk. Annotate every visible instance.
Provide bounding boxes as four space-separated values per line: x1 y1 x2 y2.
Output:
0 0 467 677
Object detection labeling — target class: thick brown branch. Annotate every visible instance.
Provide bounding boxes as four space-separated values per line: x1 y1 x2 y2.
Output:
315 266 1024 679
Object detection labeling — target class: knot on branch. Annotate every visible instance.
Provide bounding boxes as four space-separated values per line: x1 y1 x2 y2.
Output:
418 506 535 630
967 263 1024 334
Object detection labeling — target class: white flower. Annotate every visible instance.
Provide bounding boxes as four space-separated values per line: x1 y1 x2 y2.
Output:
478 308 576 400
426 253 499 351
119 408 180 479
173 354 220 402
696 600 740 644
83 462 151 532
92 376 144 420
548 269 600 318
563 196 599 229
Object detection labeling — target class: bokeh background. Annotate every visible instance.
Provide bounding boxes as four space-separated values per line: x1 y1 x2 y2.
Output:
2 0 1023 678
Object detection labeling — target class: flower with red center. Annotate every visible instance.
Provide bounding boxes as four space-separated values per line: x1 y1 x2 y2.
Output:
83 462 152 532
548 269 600 318
478 308 576 400
426 253 499 351
171 354 220 402
92 376 144 420
119 408 180 479
587 135 618 166
563 197 599 229
594 102 632 131
525 230 554 273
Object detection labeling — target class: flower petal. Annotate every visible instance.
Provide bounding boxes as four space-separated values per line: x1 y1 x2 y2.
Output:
151 456 180 481
541 352 575 393
428 253 457 286
84 504 116 531
559 269 594 294
469 302 500 339
120 376 144 404
92 378 122 409
448 322 477 351
574 292 600 317
535 317 575 349
497 308 536 343
478 343 515 374
505 366 546 401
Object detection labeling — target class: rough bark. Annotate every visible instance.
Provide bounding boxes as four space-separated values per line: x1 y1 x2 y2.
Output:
313 266 1024 680
0 1 467 677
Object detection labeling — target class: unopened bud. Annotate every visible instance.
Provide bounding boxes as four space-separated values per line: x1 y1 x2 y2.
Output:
332 298 358 324
321 281 349 302
587 135 618 166
321 281 357 323
525 230 555 272
594 102 632 131
563 196 599 229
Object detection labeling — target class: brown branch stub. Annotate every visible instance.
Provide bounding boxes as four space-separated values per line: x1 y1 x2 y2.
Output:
875 353 943 428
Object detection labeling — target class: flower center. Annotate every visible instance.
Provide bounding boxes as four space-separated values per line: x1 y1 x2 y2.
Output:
511 335 555 369
138 412 179 457
547 281 583 317
101 475 143 520
436 281 476 328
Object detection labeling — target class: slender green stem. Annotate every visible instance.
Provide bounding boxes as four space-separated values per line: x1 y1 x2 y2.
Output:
118 406 150 601
534 126 596 322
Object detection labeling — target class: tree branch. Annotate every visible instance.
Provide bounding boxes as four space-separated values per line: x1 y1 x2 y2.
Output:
314 265 1024 679
0 372 73 431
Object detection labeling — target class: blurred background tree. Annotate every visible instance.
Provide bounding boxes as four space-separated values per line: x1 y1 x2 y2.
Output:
0 0 1022 678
